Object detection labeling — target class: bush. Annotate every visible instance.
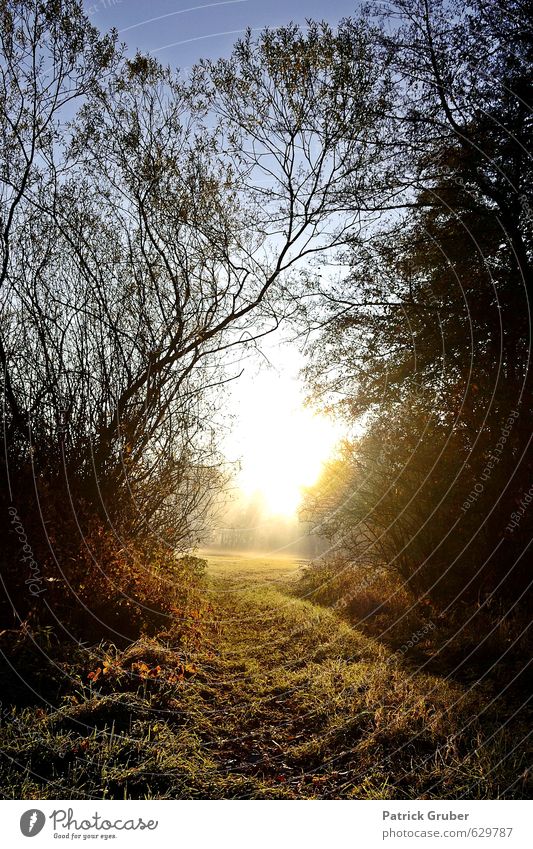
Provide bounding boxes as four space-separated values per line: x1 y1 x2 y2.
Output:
296 554 435 649
0 474 207 643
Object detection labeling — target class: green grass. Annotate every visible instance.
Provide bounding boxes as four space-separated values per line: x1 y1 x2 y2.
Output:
0 552 530 799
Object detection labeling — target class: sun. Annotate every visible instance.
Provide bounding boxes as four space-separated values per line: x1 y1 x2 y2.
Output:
228 366 341 517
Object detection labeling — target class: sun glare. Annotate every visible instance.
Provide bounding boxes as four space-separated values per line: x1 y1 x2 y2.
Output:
229 367 341 517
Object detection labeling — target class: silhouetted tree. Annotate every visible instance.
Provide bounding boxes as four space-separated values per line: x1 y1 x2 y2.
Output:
304 0 533 607
0 5 389 632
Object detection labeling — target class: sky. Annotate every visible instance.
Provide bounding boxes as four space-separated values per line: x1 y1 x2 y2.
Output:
88 0 360 69
85 0 359 518
222 339 345 517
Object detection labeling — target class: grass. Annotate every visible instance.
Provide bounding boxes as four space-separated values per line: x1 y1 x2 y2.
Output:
201 548 304 585
0 551 530 799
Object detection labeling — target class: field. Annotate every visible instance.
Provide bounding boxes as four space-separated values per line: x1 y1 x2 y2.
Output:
202 549 304 585
0 551 529 799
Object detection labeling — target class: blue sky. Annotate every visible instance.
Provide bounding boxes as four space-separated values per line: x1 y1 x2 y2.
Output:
87 0 361 68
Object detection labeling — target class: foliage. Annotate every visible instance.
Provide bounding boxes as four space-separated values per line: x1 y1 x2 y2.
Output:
303 0 533 608
1 479 208 641
0 2 388 636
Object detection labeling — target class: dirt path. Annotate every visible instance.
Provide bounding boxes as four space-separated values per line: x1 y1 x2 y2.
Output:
193 550 388 797
183 551 490 799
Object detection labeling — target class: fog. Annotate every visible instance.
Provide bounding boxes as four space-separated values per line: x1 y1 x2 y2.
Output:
206 490 328 558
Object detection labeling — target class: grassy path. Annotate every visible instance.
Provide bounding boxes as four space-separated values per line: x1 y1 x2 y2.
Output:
195 551 400 798
174 551 502 798
1 551 524 799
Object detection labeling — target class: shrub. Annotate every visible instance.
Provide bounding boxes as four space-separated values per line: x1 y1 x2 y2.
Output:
0 474 207 644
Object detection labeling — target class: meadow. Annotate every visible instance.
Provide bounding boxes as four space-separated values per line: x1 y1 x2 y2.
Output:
0 552 528 800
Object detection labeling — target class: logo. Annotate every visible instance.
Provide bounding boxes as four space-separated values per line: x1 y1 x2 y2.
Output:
20 810 46 837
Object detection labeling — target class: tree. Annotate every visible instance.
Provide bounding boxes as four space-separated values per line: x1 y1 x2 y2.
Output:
0 0 116 442
304 0 533 606
0 6 389 635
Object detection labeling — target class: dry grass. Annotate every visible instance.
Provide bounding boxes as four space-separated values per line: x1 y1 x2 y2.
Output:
200 549 304 585
0 553 530 799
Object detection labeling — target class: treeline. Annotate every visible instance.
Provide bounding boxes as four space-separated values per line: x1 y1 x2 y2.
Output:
209 493 326 556
1 0 531 644
302 0 533 615
0 1 385 640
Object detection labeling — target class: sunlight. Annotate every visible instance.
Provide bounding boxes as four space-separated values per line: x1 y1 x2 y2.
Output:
230 367 342 517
